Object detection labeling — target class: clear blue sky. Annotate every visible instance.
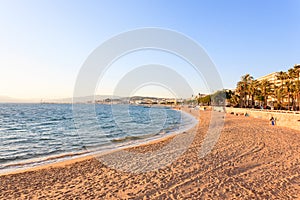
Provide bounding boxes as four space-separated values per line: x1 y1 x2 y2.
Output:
0 0 299 99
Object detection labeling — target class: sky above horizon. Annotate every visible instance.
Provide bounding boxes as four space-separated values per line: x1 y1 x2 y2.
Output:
0 0 300 99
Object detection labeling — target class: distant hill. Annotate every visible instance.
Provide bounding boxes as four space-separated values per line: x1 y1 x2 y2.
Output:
0 95 124 104
0 95 175 104
47 95 122 104
0 96 39 103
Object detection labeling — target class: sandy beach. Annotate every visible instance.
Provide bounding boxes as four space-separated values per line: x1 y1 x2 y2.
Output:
1 109 300 199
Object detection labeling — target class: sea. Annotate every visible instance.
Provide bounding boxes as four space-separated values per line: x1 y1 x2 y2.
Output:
0 103 197 173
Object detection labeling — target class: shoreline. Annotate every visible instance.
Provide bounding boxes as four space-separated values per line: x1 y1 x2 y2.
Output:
0 106 198 176
1 108 300 199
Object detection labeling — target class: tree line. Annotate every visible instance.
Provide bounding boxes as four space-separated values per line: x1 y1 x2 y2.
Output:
230 64 300 110
196 64 300 111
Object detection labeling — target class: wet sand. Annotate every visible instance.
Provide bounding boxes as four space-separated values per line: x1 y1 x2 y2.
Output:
1 109 300 199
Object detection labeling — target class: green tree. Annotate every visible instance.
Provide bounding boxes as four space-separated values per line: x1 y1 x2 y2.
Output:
211 90 226 106
293 64 300 110
284 80 293 110
236 81 245 107
236 74 253 108
198 95 211 106
276 71 288 106
248 80 258 107
258 79 271 107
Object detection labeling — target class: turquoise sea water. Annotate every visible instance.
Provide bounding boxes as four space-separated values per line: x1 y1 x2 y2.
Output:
0 104 196 173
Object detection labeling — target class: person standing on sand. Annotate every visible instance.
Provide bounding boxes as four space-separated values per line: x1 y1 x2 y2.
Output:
270 116 275 126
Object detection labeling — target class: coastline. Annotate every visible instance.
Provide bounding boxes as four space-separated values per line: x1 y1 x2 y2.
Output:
0 106 198 176
1 108 300 199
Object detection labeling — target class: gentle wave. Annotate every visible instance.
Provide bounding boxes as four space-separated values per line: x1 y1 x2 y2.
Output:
0 151 88 170
111 133 160 143
0 104 197 173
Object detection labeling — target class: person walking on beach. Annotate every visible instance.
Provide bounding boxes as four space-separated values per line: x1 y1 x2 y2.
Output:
270 116 275 126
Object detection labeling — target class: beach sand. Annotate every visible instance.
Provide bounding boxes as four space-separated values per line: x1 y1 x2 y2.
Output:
1 109 300 199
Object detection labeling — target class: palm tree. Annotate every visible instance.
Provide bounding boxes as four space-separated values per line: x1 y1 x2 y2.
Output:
255 88 263 107
294 80 300 110
276 71 288 88
248 80 258 107
290 83 297 110
276 71 288 108
228 91 240 107
293 64 300 110
258 80 271 107
287 68 299 110
273 86 283 109
237 74 253 107
236 81 245 107
232 65 300 111
231 95 240 107
284 80 293 110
